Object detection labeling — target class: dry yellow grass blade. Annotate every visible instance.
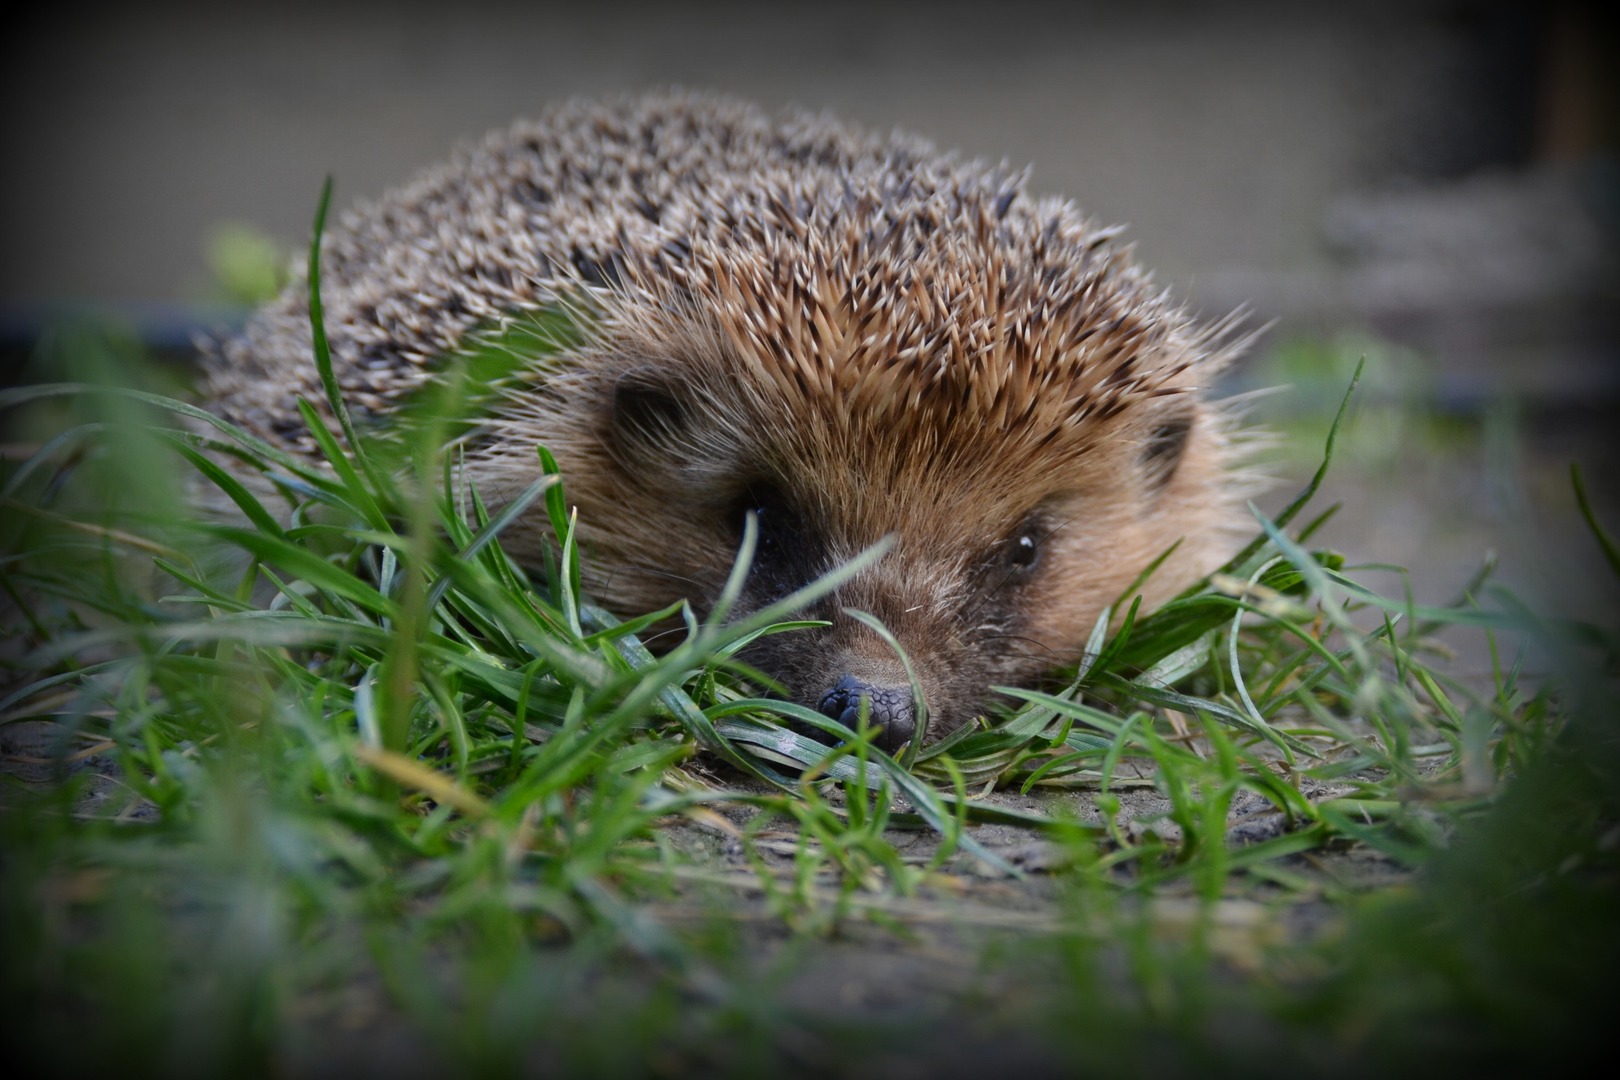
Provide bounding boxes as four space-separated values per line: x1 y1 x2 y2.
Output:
353 743 491 818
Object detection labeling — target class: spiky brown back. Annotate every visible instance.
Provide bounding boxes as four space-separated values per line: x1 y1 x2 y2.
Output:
206 93 1236 456
206 92 1259 735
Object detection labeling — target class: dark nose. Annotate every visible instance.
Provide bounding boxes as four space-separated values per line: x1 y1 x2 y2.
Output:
816 675 916 753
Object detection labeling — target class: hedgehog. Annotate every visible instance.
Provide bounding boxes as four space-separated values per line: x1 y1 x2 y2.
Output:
204 92 1260 752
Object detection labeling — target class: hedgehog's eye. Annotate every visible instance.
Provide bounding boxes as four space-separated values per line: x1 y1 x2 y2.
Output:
744 506 776 552
736 483 800 556
1007 533 1039 569
733 483 820 602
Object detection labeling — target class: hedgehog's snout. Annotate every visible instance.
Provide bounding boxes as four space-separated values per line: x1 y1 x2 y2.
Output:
816 674 916 754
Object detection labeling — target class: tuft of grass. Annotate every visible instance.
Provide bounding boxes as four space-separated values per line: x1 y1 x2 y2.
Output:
1 190 1614 1075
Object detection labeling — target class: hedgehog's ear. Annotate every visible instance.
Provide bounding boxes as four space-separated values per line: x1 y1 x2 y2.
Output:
609 365 691 465
1140 401 1196 492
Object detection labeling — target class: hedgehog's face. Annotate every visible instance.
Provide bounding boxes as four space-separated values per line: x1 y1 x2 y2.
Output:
557 318 1239 750
696 400 1231 749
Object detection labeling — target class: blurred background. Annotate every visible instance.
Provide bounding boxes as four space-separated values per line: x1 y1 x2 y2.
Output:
2 0 1615 644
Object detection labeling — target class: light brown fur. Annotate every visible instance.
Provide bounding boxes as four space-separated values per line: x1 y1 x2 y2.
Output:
205 92 1260 743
